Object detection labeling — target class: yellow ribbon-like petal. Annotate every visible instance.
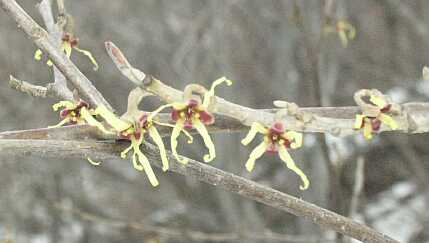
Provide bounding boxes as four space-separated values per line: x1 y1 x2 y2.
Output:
369 95 387 109
153 120 194 143
171 120 189 164
202 77 233 108
34 49 43 61
132 135 159 187
172 102 188 111
241 122 268 146
52 100 75 111
87 157 101 166
74 46 99 71
245 141 267 172
363 120 373 140
339 31 349 47
147 104 173 121
79 107 113 134
148 126 169 171
278 146 309 190
378 113 398 130
193 119 216 162
95 105 132 132
49 117 71 128
354 114 365 129
285 131 303 149
63 42 73 58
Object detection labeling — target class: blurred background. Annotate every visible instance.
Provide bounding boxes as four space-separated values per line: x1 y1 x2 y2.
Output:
1 0 429 242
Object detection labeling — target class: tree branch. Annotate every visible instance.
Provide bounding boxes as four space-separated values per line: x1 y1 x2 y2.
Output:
0 138 398 243
105 42 429 137
0 0 112 110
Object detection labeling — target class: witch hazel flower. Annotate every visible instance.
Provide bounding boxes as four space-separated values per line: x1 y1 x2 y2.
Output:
169 77 232 164
35 32 98 70
50 99 111 134
354 90 399 140
95 103 173 187
241 122 309 190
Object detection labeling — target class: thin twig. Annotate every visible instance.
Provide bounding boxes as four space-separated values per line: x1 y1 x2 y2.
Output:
56 203 330 242
0 0 112 110
0 138 398 243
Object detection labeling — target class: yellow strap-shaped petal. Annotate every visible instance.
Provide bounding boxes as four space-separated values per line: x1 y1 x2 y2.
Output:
153 120 193 143
52 100 75 111
285 131 303 149
363 121 373 140
278 146 309 190
245 141 267 172
132 136 159 187
241 122 268 146
87 157 101 166
147 104 173 121
339 31 349 47
62 42 72 58
354 114 365 129
378 113 398 130
74 46 99 71
95 105 131 132
34 49 43 61
202 77 233 108
170 120 189 164
172 102 187 110
193 119 216 162
120 143 134 159
48 117 71 128
148 126 169 171
130 136 144 171
80 107 113 134
369 95 387 109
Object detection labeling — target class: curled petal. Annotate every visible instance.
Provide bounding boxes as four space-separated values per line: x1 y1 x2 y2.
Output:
52 101 75 111
202 77 233 108
148 126 169 171
131 153 144 171
369 95 387 109
378 113 398 130
153 120 194 143
245 141 268 172
95 105 131 132
74 47 99 70
363 121 373 140
193 119 216 162
241 122 268 146
79 107 113 134
354 115 365 129
285 131 302 149
171 120 189 164
120 143 134 159
87 157 101 166
34 49 43 60
278 146 309 190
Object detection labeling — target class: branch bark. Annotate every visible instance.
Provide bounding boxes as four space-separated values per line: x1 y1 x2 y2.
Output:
0 138 398 243
0 0 112 110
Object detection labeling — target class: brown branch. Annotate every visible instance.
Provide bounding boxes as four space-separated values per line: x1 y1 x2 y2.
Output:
0 0 112 110
0 138 398 243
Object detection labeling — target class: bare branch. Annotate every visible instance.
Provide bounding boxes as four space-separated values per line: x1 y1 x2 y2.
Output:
105 42 429 137
0 0 113 110
0 138 398 243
